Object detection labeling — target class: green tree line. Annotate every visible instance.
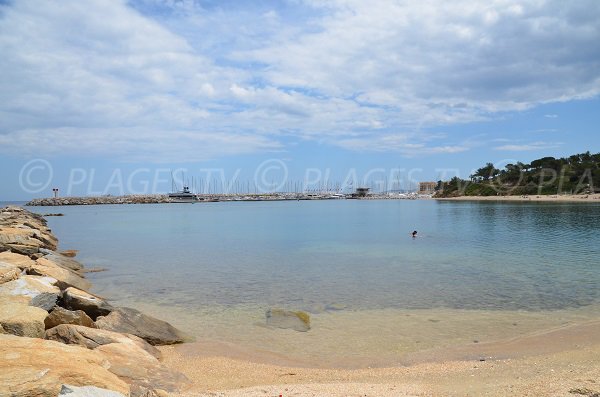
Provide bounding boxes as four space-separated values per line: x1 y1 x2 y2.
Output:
435 151 600 197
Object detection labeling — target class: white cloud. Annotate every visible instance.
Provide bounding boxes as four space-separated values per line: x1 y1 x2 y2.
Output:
494 141 563 151
0 0 598 161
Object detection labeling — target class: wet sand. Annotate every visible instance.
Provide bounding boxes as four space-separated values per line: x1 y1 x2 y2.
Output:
159 319 600 396
436 194 600 202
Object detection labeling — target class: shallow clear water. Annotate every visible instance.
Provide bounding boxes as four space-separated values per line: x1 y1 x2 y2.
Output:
31 200 600 365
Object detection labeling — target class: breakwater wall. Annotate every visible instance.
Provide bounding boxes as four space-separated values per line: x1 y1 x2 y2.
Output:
0 206 190 396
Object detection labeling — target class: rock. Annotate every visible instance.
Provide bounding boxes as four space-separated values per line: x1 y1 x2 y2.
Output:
0 227 45 250
29 257 91 291
0 275 61 310
44 307 96 329
59 249 79 258
0 334 130 397
45 324 161 359
0 251 37 269
59 384 127 397
39 248 84 271
0 260 21 284
95 307 189 346
62 287 114 320
95 342 188 395
266 308 311 332
0 303 48 337
0 243 41 255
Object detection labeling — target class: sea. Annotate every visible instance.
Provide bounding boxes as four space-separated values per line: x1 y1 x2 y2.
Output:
16 199 600 367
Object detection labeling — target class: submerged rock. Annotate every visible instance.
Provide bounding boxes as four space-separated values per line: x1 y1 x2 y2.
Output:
59 249 79 258
95 307 190 346
266 308 311 332
44 307 96 329
39 248 84 271
62 287 113 320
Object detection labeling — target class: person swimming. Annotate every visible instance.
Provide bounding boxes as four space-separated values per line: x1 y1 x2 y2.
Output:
412 230 417 238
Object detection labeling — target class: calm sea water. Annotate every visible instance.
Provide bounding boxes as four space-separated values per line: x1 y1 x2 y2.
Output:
26 200 600 365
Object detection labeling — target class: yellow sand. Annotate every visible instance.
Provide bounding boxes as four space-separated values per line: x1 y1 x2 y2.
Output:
160 319 600 396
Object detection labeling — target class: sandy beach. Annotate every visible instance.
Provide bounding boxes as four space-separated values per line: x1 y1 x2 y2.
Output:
436 194 600 203
159 319 600 396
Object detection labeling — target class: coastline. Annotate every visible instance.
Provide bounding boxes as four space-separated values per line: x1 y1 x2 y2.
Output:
3 205 600 396
435 193 600 202
0 206 191 396
158 318 600 396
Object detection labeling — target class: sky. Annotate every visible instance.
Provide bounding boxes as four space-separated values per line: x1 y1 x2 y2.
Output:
1 0 599 199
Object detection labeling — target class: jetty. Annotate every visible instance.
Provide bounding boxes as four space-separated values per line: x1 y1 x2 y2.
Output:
0 206 191 396
26 192 429 206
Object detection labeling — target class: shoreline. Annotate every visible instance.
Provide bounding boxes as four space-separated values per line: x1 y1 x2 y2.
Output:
435 193 600 202
158 318 600 396
0 206 191 396
3 205 600 396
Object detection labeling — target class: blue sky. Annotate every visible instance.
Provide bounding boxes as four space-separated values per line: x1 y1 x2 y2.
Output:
1 0 599 199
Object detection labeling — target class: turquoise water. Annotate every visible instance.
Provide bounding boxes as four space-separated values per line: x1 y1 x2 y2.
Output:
33 200 600 312
27 199 600 365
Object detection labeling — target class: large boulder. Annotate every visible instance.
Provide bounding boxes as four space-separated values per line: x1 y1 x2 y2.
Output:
44 307 96 329
0 260 20 284
0 251 36 269
45 324 161 359
0 303 48 337
95 342 189 395
0 227 45 251
62 287 114 320
44 325 186 396
0 275 61 310
0 334 129 397
266 308 311 332
95 307 189 346
29 257 91 291
58 384 127 397
39 248 84 272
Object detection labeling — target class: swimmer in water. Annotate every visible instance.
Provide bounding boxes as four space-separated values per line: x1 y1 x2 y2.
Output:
412 230 417 238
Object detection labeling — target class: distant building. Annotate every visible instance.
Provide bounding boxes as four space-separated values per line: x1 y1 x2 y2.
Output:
418 182 436 195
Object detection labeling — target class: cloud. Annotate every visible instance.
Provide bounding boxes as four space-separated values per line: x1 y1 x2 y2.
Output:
0 0 598 161
544 114 559 118
494 141 563 151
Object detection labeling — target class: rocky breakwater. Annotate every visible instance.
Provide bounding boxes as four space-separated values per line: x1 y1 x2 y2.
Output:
27 195 172 206
0 206 191 397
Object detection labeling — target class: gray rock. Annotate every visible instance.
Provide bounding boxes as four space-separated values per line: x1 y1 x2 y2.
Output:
39 248 83 271
266 308 311 332
95 307 190 346
0 275 60 311
44 307 96 329
62 287 113 320
59 384 127 397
